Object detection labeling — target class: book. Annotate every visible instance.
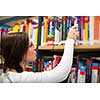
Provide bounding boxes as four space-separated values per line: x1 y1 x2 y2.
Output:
13 23 20 32
44 16 48 45
84 16 89 42
47 18 55 45
69 67 76 83
94 16 100 42
77 61 86 83
97 64 100 83
41 23 45 46
91 63 99 83
85 58 92 83
89 16 94 44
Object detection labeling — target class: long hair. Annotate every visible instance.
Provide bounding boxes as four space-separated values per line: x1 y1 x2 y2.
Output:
0 32 29 73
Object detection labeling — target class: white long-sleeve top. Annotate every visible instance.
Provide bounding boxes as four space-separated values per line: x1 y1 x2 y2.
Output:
0 39 74 83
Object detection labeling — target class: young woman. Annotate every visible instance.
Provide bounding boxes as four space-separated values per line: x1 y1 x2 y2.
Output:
0 26 79 83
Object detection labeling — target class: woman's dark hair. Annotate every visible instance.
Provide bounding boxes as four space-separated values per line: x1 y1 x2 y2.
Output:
0 32 29 73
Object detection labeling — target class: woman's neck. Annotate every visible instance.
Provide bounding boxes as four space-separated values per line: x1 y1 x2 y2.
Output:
19 61 27 71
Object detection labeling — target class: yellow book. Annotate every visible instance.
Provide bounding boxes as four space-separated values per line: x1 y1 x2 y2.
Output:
84 16 88 41
13 23 20 32
35 26 38 48
28 22 31 37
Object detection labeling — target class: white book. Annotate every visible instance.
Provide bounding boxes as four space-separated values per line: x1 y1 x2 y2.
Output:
30 22 33 39
78 67 86 83
77 66 80 83
92 70 98 83
54 27 58 45
41 25 44 46
92 67 98 83
89 16 94 44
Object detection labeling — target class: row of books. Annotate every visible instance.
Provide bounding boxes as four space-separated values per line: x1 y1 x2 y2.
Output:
26 55 100 83
26 55 61 72
40 16 100 46
0 18 39 48
67 57 100 83
1 16 100 47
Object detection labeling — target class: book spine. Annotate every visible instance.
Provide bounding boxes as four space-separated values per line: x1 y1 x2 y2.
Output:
86 58 92 83
99 16 100 40
84 16 89 42
77 16 81 40
28 21 31 37
77 62 85 83
94 16 99 42
80 16 84 41
38 59 41 72
32 62 38 72
54 21 58 44
44 16 48 45
30 22 33 40
62 17 66 40
41 23 44 46
20 22 24 32
71 68 76 83
89 16 94 44
91 63 99 83
80 67 86 83
77 65 81 83
47 19 55 45
13 23 20 32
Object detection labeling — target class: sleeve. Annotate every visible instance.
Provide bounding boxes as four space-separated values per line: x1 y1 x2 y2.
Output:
14 39 74 83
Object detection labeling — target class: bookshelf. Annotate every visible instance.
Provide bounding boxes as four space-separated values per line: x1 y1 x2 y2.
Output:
39 43 100 52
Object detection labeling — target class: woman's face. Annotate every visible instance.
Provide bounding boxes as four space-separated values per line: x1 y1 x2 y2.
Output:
24 39 37 62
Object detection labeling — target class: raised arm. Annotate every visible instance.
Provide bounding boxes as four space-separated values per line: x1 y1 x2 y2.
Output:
40 39 74 82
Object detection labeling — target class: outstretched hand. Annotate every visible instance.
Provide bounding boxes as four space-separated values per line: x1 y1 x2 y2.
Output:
67 25 79 42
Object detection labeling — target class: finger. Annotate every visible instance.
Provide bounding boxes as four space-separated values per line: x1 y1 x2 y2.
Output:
69 28 78 35
68 28 74 35
72 32 79 38
73 34 78 40
73 29 79 34
73 29 78 32
71 25 78 29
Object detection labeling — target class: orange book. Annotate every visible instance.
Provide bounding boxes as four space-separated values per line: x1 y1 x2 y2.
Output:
94 16 99 41
99 16 100 40
44 16 48 44
25 19 30 36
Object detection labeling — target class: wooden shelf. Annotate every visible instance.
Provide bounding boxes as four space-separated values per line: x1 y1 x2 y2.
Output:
39 43 100 52
75 43 100 52
39 45 54 50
